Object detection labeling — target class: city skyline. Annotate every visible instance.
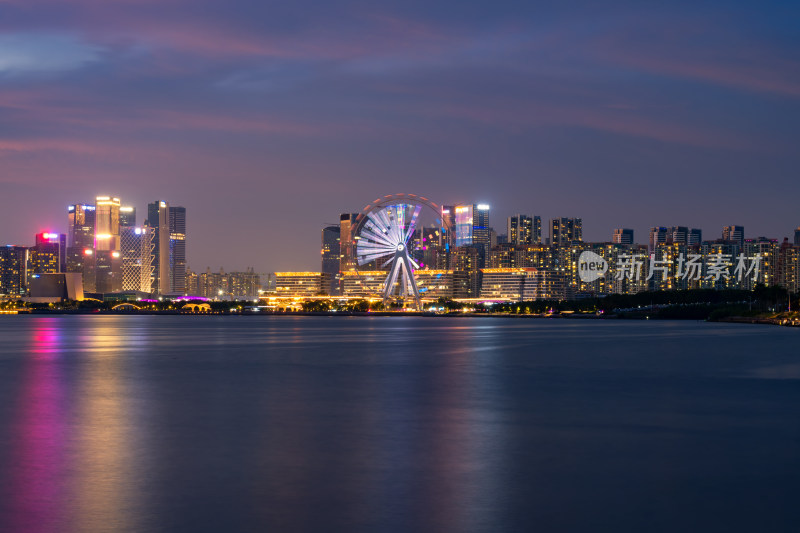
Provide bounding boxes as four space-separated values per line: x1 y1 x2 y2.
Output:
1 1 799 271
4 193 800 273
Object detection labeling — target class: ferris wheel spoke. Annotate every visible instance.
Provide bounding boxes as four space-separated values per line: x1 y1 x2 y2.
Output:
404 205 422 244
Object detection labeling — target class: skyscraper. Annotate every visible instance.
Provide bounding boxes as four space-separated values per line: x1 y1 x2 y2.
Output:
119 206 136 227
612 228 634 245
30 232 66 275
93 196 122 293
66 203 95 273
455 203 490 266
321 225 340 295
146 200 171 294
339 213 358 272
550 218 582 247
169 206 187 294
722 225 745 247
795 227 800 246
120 226 153 292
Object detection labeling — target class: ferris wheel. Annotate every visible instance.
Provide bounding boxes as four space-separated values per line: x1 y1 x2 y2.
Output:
352 194 451 310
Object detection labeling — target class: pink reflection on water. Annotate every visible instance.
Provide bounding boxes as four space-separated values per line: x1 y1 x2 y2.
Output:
3 318 70 533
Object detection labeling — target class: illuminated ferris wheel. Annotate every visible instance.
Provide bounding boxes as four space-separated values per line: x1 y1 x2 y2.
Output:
352 194 451 310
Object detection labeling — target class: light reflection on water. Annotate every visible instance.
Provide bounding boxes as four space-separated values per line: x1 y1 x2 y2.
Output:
0 315 798 532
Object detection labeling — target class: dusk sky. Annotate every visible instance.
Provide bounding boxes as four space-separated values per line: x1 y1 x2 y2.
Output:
1 0 799 272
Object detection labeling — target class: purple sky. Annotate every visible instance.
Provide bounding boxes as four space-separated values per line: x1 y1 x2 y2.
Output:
1 0 799 271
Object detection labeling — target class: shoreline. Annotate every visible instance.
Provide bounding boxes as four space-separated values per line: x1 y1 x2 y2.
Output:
2 308 798 326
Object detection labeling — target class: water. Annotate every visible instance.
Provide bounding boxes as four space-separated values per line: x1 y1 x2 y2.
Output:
0 315 798 533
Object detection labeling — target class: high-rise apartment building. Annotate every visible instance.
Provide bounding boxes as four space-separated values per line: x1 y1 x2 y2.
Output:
649 227 669 251
321 225 340 295
688 228 703 245
550 218 582 247
795 227 800 246
612 228 634 245
0 246 28 296
508 214 542 246
722 225 745 247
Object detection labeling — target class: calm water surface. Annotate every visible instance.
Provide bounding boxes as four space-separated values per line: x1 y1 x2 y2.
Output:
0 315 798 532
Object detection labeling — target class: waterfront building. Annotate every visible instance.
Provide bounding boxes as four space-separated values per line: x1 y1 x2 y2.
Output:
415 270 454 300
451 245 481 297
145 201 186 294
340 270 383 298
550 218 582 247
30 232 66 275
479 268 570 301
0 246 28 296
612 228 634 245
774 238 799 293
94 196 122 293
275 272 331 297
146 201 170 294
120 226 153 292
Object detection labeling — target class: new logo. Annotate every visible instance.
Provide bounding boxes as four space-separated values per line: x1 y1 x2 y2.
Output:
578 251 608 282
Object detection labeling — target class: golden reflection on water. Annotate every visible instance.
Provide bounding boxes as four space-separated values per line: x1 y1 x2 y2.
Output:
68 322 142 532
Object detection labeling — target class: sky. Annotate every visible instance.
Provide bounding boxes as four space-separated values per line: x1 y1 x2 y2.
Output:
1 0 799 272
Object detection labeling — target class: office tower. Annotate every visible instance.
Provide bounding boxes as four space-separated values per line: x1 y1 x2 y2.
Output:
120 226 153 292
795 227 800 246
67 203 96 273
440 205 455 248
321 225 340 295
119 206 136 227
688 228 702 245
169 206 187 294
532 216 542 244
339 213 358 272
454 204 490 265
550 218 583 247
146 201 171 294
93 196 122 293
0 246 28 296
722 225 745 247
30 232 66 275
649 227 669 251
612 228 634 245
473 204 490 261
454 205 474 247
